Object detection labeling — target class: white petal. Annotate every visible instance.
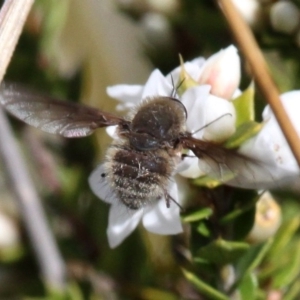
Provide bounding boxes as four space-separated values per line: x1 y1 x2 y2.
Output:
106 84 143 110
142 69 173 98
263 90 300 126
237 121 300 188
88 164 119 204
202 95 236 142
142 183 183 234
181 85 211 139
177 153 205 178
107 204 143 248
239 91 300 179
198 45 241 99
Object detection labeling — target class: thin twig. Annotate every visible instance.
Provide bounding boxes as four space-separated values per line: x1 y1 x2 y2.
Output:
218 0 300 168
0 108 66 290
0 0 66 291
0 0 34 82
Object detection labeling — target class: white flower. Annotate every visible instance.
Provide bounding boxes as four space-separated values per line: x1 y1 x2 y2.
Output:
92 46 241 247
107 47 239 142
247 192 281 243
197 45 241 100
0 212 19 249
231 0 264 29
89 165 182 248
238 90 300 187
270 1 300 35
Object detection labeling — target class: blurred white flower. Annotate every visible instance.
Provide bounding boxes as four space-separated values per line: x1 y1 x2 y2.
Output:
89 165 182 248
0 212 19 249
231 0 264 29
247 192 281 243
139 12 174 49
270 1 300 35
239 90 300 186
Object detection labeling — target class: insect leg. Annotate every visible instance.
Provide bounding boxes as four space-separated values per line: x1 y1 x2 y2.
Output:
164 191 184 211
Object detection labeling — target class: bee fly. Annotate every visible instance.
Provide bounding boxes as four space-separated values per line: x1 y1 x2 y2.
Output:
0 82 275 210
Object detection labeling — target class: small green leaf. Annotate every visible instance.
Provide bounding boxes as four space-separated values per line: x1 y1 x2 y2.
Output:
273 241 300 288
224 121 264 149
182 207 213 223
235 240 273 282
284 278 300 300
233 82 255 127
140 287 179 300
192 175 222 188
268 216 300 259
197 222 211 237
45 282 84 300
238 273 258 300
197 239 249 266
182 268 230 300
220 190 260 224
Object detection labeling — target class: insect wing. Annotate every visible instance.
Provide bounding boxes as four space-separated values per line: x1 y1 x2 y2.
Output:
0 83 124 137
180 136 280 189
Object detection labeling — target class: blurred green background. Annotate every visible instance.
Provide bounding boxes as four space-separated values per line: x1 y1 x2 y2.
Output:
1 0 300 299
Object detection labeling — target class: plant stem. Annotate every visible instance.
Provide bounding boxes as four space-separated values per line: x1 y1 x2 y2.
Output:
0 0 66 291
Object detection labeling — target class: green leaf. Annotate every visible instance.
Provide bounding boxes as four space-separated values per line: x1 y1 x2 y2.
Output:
235 240 273 283
268 216 300 260
238 273 258 300
224 121 264 149
273 240 300 288
182 269 230 300
182 207 213 223
197 222 211 237
192 176 222 188
44 282 84 300
233 82 255 127
220 192 258 225
284 278 300 300
140 287 179 300
197 239 249 266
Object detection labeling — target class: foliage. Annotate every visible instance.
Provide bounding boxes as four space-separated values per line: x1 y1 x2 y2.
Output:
1 0 300 299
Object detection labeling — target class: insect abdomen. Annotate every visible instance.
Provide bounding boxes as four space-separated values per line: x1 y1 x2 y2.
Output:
106 145 174 209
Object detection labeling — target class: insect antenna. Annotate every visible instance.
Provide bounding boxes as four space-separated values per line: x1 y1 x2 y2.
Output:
191 113 233 136
168 76 188 118
170 75 185 98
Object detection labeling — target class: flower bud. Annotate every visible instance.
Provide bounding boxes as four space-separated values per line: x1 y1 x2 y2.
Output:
247 192 281 243
198 45 241 100
0 212 20 250
140 13 174 49
270 1 300 35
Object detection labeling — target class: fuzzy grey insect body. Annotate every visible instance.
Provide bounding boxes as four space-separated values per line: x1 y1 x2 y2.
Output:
102 97 186 209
